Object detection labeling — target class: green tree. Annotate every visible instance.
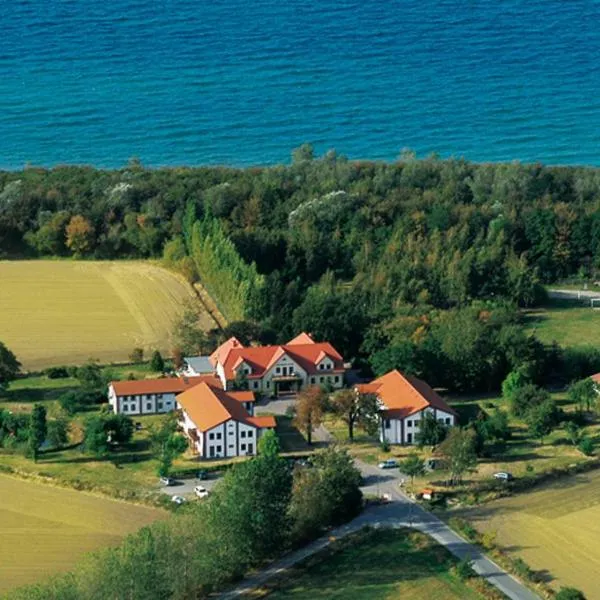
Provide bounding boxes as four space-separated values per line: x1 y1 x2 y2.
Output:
568 378 597 413
501 369 530 402
416 411 448 447
150 350 165 373
150 415 188 477
74 360 106 391
293 386 326 445
28 404 47 462
173 304 209 355
84 416 110 456
578 437 595 456
231 370 249 391
47 418 69 448
439 427 477 486
525 399 560 444
330 389 378 441
209 451 292 566
555 588 586 600
565 421 581 446
105 414 134 445
0 341 20 391
508 383 549 418
258 429 281 458
400 453 426 490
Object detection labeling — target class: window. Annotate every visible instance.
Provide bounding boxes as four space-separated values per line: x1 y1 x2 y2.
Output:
407 420 412 427
216 446 222 453
276 367 281 374
384 419 391 430
248 443 254 454
310 377 315 384
146 403 151 411
319 376 324 383
210 447 215 458
209 433 215 440
334 376 339 383
241 444 246 451
244 368 250 375
123 404 128 412
146 394 151 400
229 444 234 449
319 364 324 370
267 381 270 388
157 402 163 410
247 430 253 438
216 433 222 440
241 431 246 438
253 381 258 389
445 417 451 425
157 394 163 400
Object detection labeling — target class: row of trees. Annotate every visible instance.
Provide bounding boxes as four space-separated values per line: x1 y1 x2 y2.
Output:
8 437 363 600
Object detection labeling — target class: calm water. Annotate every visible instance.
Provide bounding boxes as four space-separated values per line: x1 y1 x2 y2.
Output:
1 0 599 169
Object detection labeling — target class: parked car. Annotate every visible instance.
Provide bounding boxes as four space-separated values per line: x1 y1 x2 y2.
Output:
194 485 209 499
171 495 185 505
197 470 208 480
160 476 174 486
378 459 398 469
493 472 513 481
135 422 143 431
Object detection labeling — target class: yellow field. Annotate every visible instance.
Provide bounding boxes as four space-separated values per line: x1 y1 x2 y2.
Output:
460 469 600 598
0 261 215 370
0 474 165 593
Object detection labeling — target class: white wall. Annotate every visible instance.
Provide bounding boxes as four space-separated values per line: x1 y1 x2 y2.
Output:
114 391 177 415
203 420 259 458
380 408 456 445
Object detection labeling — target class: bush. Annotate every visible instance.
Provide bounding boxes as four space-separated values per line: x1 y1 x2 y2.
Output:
44 366 70 379
556 587 586 600
128 348 144 363
380 439 391 453
454 556 476 580
578 437 595 456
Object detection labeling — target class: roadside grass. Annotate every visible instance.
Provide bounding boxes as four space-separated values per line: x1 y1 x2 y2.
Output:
0 260 215 371
454 468 600 597
0 473 165 594
524 296 600 347
261 528 501 600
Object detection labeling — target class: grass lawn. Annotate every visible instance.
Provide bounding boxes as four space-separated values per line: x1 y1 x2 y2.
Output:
524 296 600 347
0 260 215 371
264 528 499 600
456 468 600 597
0 473 166 594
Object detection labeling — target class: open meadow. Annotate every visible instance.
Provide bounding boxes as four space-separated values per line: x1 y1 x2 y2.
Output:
0 474 166 593
264 528 497 600
457 469 600 598
0 260 215 370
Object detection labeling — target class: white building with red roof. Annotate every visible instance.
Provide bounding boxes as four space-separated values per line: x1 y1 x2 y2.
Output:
204 332 346 396
176 382 275 459
108 375 221 416
356 370 457 445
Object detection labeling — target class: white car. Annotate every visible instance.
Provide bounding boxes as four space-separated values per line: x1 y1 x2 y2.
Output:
493 472 513 481
171 495 186 505
194 485 210 499
378 459 398 469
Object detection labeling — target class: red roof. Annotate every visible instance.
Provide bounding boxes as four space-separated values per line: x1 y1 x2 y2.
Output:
209 336 243 367
356 370 456 419
111 375 221 397
176 383 272 432
220 340 344 380
591 373 600 384
287 332 315 345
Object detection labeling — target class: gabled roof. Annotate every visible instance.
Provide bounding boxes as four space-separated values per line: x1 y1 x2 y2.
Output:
220 340 345 380
287 332 315 345
210 336 243 367
176 383 268 432
356 370 456 419
111 375 220 397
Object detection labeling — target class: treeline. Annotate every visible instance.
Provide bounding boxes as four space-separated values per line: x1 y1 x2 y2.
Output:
8 440 362 600
5 152 600 388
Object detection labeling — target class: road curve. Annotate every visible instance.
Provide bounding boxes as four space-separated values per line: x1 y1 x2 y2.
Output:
219 460 540 600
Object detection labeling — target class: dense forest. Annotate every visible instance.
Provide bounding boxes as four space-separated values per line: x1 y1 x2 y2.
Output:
3 149 600 390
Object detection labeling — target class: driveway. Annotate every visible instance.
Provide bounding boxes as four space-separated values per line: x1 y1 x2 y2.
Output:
254 397 296 416
219 460 539 600
158 473 221 496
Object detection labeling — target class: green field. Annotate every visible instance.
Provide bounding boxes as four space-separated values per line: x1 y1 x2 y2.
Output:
459 469 600 597
0 260 215 370
0 474 165 593
524 297 600 347
265 528 497 600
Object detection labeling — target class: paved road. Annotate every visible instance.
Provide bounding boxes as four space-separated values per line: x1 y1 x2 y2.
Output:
159 474 220 497
220 460 540 600
548 288 600 300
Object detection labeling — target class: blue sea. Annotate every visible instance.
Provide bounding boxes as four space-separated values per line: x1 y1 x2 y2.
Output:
1 0 599 169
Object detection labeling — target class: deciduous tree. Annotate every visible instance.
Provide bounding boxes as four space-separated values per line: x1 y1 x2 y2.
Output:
65 214 94 255
400 453 426 490
439 427 477 486
568 378 598 414
330 389 378 441
294 386 326 445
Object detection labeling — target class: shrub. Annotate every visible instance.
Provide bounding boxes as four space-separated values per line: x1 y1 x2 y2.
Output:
555 587 586 600
578 437 595 456
380 439 391 453
44 366 70 379
128 348 144 363
454 556 476 580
